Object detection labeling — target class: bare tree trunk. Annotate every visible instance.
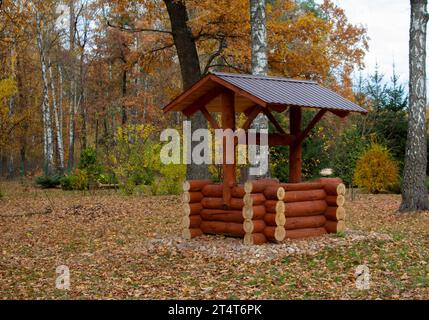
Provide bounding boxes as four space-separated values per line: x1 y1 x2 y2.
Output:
49 59 65 172
58 64 64 136
121 69 128 126
248 0 269 180
36 12 55 176
69 83 80 172
68 0 76 172
164 0 209 180
400 0 429 211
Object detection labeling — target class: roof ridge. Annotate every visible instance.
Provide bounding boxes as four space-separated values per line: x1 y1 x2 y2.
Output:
211 71 317 84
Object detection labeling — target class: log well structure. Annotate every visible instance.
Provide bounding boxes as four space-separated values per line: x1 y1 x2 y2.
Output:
164 72 367 245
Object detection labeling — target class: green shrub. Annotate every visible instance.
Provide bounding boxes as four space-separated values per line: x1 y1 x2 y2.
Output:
270 110 333 182
111 125 165 195
270 146 289 182
78 147 103 183
151 164 186 195
331 126 368 186
60 169 89 191
97 173 118 185
59 175 74 191
353 143 399 193
35 175 62 188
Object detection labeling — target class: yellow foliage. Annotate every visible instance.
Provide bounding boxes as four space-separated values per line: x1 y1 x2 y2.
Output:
0 78 17 103
353 143 399 194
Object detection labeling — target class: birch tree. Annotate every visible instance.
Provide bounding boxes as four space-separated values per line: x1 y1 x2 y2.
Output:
249 0 269 179
36 11 55 176
68 0 76 172
400 0 429 211
49 58 65 172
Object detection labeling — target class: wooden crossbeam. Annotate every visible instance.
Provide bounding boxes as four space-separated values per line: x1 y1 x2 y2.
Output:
183 87 222 117
235 133 295 146
242 105 262 130
294 109 327 146
200 106 220 129
262 108 286 134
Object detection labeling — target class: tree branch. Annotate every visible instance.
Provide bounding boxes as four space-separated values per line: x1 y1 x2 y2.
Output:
202 37 226 74
107 21 172 35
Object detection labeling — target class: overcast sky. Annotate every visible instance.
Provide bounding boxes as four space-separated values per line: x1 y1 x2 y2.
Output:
317 0 416 87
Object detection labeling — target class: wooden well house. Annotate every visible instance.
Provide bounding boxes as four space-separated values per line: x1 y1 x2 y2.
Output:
163 72 367 245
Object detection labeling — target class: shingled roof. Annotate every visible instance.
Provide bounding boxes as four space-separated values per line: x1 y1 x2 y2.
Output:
163 72 367 115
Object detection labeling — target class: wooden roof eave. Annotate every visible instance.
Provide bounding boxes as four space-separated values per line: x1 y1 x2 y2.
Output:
267 103 367 117
163 74 268 116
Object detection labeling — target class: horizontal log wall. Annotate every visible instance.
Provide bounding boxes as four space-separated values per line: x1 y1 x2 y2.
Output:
181 178 346 244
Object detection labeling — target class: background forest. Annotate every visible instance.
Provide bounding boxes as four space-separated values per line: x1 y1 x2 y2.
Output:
0 0 419 195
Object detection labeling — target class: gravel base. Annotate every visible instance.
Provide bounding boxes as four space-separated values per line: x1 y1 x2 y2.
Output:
145 230 392 264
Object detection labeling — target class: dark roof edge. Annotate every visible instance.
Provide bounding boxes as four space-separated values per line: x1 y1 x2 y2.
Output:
210 71 318 84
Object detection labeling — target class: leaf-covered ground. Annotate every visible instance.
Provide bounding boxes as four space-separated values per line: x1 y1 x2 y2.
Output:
1 181 429 299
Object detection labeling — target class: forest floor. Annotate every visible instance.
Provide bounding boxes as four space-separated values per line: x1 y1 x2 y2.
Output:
1 180 429 299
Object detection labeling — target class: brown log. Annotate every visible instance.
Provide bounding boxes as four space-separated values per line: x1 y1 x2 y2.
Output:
183 203 203 216
243 233 267 245
265 213 288 226
263 186 285 200
280 182 324 191
326 195 345 207
264 227 327 240
201 208 265 222
265 200 280 213
283 189 326 203
241 205 266 220
265 200 327 217
325 206 346 221
201 184 223 197
325 220 346 233
283 200 327 217
243 219 266 233
263 226 286 241
243 193 266 206
201 197 243 210
182 215 202 228
245 179 280 193
324 183 346 196
285 227 327 239
285 215 326 230
200 221 244 237
201 197 225 209
183 180 212 192
182 228 203 239
264 213 277 226
201 196 266 210
183 191 203 203
231 185 246 198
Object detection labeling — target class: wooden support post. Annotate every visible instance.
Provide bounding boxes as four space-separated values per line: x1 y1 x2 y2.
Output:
289 107 302 183
221 90 236 207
